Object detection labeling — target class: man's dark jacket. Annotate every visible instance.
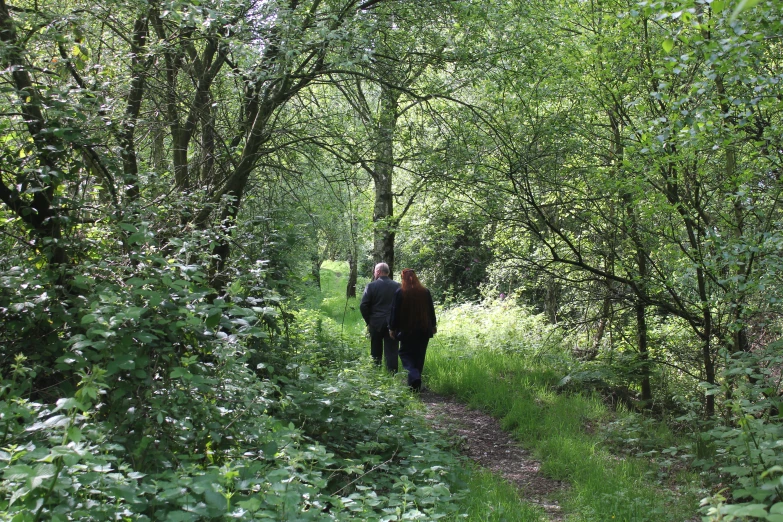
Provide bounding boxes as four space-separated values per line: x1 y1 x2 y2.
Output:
360 276 400 334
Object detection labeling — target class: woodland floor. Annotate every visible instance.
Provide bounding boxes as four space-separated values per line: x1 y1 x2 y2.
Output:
420 390 568 521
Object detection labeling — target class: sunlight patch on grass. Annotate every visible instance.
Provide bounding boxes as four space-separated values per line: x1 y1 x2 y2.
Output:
315 261 366 338
448 467 547 522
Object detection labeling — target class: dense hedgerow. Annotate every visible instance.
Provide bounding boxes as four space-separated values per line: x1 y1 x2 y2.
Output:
0 238 467 520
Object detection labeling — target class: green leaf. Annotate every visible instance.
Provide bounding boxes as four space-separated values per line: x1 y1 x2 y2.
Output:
29 463 57 491
205 313 221 329
724 504 769 517
67 426 82 443
9 302 33 312
71 340 93 350
763 466 783 479
262 441 278 458
9 486 29 506
53 397 85 413
730 0 761 21
135 332 158 343
3 464 34 481
237 497 262 512
128 231 147 244
149 292 164 307
125 306 146 319
107 354 136 376
170 367 191 380
662 39 674 53
203 488 226 510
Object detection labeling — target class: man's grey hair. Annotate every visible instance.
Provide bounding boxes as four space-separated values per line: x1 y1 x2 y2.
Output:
374 262 390 275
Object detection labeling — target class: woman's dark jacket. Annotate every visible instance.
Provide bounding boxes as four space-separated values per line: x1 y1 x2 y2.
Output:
388 288 437 341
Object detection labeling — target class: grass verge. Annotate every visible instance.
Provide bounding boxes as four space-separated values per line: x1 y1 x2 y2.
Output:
425 300 701 522
315 262 550 521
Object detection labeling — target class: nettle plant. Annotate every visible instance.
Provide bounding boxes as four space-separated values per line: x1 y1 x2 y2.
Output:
1 226 468 520
699 344 783 522
0 351 345 520
1 228 303 518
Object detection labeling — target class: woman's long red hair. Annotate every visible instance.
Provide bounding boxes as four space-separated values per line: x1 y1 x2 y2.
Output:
399 269 431 331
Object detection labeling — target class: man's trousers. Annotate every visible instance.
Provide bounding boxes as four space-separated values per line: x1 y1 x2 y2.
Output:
370 329 399 373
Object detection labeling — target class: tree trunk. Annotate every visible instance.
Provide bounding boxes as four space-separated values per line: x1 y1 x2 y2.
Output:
200 101 216 187
635 300 652 406
372 85 400 274
119 15 149 202
544 274 559 324
699 267 716 416
346 253 358 298
311 254 321 290
0 0 68 268
711 29 751 359
611 104 652 407
587 293 612 360
632 208 652 406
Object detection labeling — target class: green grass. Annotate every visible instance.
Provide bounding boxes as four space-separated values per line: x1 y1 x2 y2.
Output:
310 263 700 521
312 262 547 521
450 467 548 521
426 302 701 522
317 260 366 339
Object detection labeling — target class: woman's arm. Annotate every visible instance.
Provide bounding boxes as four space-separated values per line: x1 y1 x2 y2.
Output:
427 290 436 327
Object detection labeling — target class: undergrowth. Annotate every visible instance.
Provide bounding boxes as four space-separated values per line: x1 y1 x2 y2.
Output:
426 299 702 522
0 257 548 520
311 262 549 521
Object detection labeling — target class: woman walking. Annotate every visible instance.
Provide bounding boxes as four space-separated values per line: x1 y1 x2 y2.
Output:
388 269 437 391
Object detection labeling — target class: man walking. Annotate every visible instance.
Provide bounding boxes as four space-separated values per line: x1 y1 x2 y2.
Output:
360 262 400 372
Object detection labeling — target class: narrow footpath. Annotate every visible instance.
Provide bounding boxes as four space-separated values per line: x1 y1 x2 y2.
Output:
420 390 568 521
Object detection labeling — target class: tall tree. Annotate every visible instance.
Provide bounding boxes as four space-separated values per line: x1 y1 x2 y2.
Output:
327 2 454 275
453 0 783 414
0 0 414 292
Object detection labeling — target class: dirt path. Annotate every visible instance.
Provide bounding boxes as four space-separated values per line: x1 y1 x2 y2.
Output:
420 390 568 521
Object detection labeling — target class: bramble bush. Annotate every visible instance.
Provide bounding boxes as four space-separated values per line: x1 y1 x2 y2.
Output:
0 225 468 520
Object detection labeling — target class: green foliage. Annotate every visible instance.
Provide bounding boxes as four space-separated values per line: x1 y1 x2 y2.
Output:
0 342 340 520
2 0 783 519
0 255 474 521
0 221 324 519
0 262 69 391
433 299 564 358
272 366 465 520
427 301 701 521
397 202 494 301
696 344 783 521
